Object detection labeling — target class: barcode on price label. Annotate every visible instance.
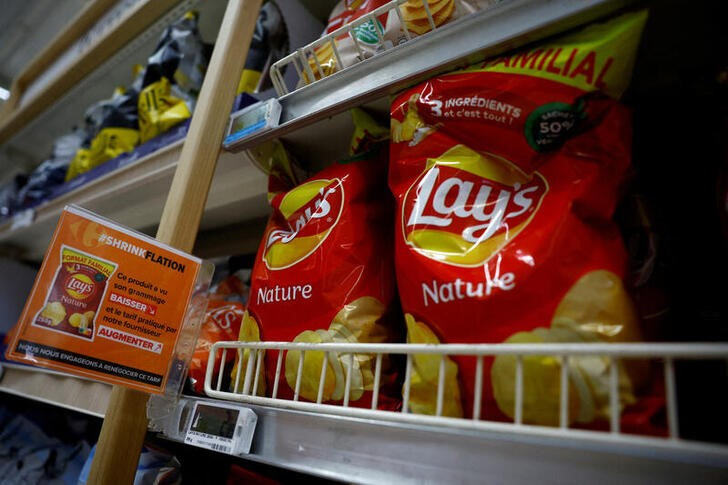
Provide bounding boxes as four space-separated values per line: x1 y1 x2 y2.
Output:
185 430 233 454
209 442 231 453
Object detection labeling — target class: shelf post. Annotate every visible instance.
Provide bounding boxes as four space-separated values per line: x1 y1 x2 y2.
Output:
87 0 262 482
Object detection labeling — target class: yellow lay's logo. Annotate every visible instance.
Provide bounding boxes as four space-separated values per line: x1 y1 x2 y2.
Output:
64 273 96 300
402 145 548 267
264 178 344 270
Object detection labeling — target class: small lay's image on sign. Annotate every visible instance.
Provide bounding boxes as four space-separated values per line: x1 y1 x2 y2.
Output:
32 246 116 340
5 205 211 394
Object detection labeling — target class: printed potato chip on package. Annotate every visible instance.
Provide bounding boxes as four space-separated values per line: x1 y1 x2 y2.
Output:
305 0 497 81
34 247 116 339
389 11 662 431
231 110 402 409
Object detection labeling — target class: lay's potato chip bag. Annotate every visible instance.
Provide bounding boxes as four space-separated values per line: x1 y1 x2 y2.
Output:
232 111 402 409
389 10 662 432
34 246 116 339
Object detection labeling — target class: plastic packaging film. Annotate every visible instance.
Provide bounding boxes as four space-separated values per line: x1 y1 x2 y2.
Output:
388 10 663 433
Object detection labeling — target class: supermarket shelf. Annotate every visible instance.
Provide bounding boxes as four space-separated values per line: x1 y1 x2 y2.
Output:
0 141 269 261
225 0 633 152
4 341 727 483
0 0 181 146
0 0 228 182
159 397 728 485
187 341 728 483
0 363 111 418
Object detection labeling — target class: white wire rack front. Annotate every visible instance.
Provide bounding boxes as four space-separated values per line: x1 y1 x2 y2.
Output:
269 0 476 96
204 340 728 453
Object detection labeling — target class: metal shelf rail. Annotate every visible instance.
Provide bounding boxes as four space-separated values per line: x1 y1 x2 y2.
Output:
224 0 633 152
200 341 728 483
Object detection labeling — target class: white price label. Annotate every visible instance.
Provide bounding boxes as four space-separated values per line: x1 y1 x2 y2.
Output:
184 429 234 454
183 402 257 456
224 99 282 146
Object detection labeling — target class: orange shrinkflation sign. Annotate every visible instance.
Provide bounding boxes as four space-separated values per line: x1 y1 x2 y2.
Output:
5 205 204 394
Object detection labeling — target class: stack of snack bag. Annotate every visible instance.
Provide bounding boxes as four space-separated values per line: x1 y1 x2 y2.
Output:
187 262 250 395
138 11 210 143
65 10 210 181
231 109 403 409
389 10 664 432
305 0 497 81
65 9 211 181
65 80 141 182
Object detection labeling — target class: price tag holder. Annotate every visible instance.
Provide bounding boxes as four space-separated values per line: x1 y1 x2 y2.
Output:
184 401 257 456
223 98 282 148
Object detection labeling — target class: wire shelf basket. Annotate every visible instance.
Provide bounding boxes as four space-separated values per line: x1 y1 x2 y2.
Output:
204 340 728 451
269 0 486 96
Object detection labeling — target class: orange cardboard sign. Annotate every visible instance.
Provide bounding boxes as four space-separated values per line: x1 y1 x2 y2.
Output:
5 206 207 394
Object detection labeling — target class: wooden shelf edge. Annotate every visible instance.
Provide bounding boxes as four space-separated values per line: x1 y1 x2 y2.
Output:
0 365 111 418
0 140 269 261
0 0 180 145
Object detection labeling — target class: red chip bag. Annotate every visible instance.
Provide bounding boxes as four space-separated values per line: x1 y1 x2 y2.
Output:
189 300 244 394
233 113 401 409
188 269 249 394
389 11 658 430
